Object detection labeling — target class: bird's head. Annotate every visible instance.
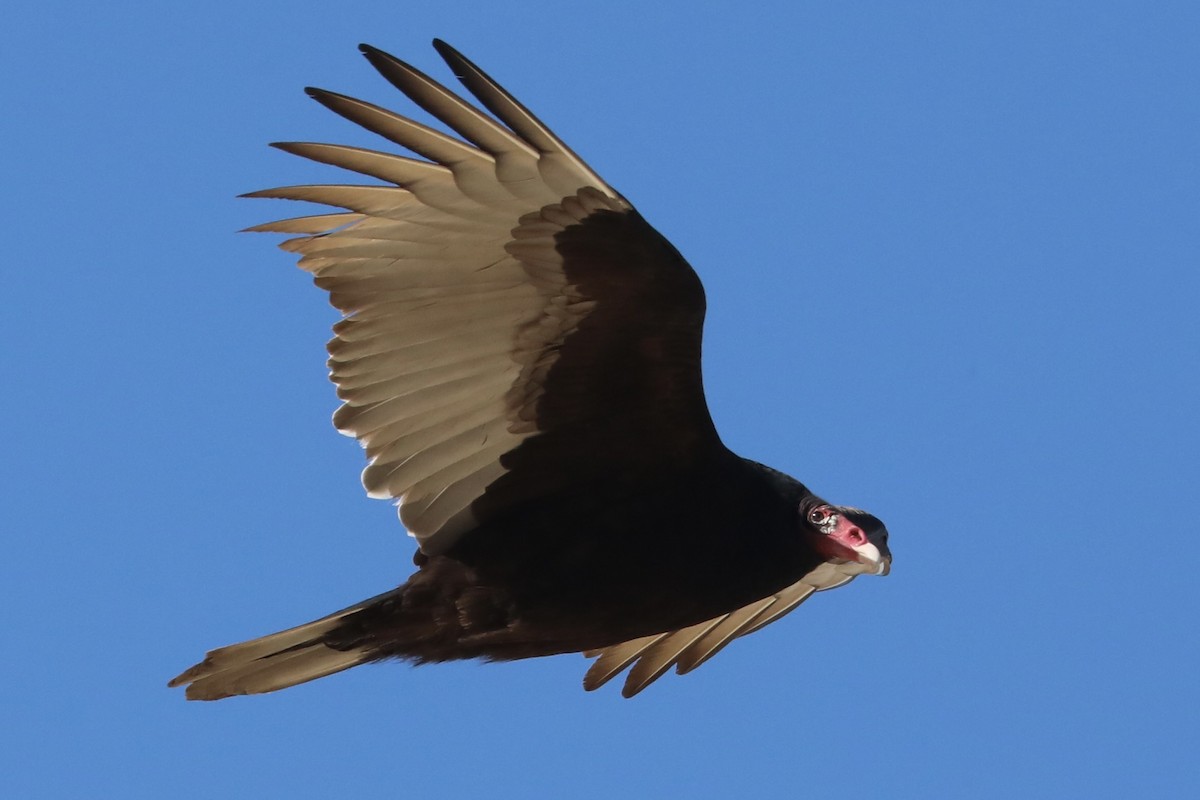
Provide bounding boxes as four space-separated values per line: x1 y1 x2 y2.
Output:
802 503 891 576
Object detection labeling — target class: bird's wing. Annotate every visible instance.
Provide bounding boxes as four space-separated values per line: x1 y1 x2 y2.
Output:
249 41 722 555
583 560 869 697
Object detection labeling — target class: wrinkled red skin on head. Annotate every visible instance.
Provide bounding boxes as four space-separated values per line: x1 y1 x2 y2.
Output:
810 512 868 562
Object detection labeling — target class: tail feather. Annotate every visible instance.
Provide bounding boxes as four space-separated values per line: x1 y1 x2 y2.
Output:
169 590 398 701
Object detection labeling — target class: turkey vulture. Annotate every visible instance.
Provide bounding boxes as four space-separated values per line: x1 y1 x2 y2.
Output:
170 40 891 701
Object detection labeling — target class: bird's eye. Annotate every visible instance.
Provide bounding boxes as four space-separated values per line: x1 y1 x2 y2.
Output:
807 507 831 526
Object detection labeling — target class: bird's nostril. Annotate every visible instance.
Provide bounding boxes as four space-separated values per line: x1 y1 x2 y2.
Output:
848 528 865 545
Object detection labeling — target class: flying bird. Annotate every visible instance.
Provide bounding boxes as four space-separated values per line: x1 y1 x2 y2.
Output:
170 40 891 701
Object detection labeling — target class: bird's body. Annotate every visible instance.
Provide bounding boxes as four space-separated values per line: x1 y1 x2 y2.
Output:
170 40 891 701
357 458 827 663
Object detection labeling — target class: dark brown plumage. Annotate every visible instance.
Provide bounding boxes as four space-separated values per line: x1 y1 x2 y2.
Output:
169 40 891 701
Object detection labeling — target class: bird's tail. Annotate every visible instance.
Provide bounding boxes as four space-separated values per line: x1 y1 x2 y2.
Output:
168 589 402 701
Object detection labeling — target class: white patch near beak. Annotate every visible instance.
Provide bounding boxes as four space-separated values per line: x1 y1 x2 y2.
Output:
852 541 890 575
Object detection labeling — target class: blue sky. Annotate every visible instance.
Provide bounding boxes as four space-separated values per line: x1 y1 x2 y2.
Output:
3 1 1197 797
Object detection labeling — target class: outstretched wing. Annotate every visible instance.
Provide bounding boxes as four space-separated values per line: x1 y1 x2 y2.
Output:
582 560 870 697
249 41 722 555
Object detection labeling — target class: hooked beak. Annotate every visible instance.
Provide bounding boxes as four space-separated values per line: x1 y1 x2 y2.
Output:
852 541 891 576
